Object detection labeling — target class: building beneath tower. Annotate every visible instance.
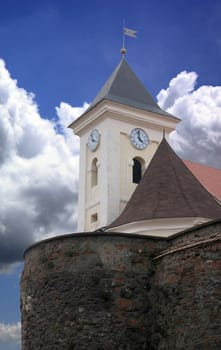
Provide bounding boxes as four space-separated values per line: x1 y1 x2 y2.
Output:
20 58 221 350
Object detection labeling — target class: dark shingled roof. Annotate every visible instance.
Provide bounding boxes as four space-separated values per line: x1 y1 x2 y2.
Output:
84 59 177 119
109 138 221 229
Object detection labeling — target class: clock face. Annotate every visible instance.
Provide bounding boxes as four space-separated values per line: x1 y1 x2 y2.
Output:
87 129 100 151
130 128 149 150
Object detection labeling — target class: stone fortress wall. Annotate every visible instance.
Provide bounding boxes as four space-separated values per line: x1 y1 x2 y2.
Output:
20 220 221 350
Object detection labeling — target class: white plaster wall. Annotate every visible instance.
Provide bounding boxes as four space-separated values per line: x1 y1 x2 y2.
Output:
74 101 179 232
77 135 87 231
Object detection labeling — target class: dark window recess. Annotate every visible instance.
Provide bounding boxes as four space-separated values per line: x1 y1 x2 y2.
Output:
91 213 98 223
133 158 142 184
91 158 98 187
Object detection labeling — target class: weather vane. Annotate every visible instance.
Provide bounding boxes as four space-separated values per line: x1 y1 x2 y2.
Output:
121 22 137 58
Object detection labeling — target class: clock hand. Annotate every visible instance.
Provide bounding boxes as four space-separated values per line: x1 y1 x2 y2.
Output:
137 130 144 143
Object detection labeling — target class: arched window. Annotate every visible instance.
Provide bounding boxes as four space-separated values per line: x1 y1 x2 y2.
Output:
132 157 145 184
91 158 98 187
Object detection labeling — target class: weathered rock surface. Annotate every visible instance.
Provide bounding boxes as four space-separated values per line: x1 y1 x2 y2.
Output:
21 221 221 350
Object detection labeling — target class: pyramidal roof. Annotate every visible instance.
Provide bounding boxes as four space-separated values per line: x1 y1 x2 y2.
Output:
84 59 176 119
109 138 221 229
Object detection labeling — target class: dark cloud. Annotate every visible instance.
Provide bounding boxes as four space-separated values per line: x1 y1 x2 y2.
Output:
0 209 34 265
0 59 86 271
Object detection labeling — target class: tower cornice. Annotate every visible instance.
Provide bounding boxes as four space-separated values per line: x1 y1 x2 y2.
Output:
69 99 180 136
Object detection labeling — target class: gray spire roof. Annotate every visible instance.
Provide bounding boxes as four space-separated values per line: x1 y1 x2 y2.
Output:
109 138 221 229
85 59 176 118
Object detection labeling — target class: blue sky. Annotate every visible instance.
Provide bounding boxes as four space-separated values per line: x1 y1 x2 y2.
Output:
0 0 221 349
2 0 221 119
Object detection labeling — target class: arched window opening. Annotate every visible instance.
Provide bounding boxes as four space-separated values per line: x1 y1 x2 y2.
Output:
91 158 98 187
132 157 145 184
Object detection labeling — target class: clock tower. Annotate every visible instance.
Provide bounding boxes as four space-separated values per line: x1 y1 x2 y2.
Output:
69 59 180 232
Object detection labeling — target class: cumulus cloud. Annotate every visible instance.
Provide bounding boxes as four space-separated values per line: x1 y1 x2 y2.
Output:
56 101 89 129
0 58 87 270
55 101 89 156
0 322 21 345
157 71 221 169
1 56 221 272
157 70 197 110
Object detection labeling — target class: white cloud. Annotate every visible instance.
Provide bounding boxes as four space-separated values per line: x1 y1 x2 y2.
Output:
0 58 87 269
0 322 21 345
56 101 89 128
157 70 197 110
157 71 221 169
55 101 89 156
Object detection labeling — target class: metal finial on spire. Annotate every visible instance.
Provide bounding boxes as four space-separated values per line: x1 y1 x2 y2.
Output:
121 47 127 58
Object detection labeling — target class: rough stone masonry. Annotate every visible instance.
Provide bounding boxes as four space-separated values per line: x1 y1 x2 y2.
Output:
20 220 221 350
